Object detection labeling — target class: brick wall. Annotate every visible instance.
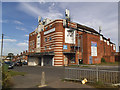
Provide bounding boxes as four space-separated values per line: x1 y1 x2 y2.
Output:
28 19 116 66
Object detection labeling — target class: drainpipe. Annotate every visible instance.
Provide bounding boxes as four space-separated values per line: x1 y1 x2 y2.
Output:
80 34 83 64
77 33 79 65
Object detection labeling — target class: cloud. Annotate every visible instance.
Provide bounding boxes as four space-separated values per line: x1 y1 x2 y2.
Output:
3 42 28 55
16 26 27 32
2 39 17 42
58 2 118 51
13 20 23 25
17 42 28 46
17 2 63 19
0 20 9 23
24 34 29 37
24 40 28 43
17 2 118 51
39 0 46 4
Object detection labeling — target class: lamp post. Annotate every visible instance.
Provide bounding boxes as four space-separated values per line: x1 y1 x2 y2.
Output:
1 34 4 65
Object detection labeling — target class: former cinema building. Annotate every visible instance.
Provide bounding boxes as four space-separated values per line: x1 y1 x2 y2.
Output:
28 10 116 66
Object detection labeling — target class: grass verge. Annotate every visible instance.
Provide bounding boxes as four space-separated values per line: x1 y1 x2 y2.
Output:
68 61 119 67
2 64 26 88
86 81 119 88
8 70 26 77
98 62 119 66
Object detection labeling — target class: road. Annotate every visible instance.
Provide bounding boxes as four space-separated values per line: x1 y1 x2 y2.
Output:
10 66 95 89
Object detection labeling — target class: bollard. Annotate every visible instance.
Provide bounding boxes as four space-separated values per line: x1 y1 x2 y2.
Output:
41 71 45 86
38 71 47 88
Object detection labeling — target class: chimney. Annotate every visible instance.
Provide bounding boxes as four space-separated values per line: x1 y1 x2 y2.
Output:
108 38 110 41
23 51 25 54
99 26 101 34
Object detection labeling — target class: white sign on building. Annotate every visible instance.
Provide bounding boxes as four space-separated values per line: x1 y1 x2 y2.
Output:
65 28 76 44
44 28 55 35
91 41 97 56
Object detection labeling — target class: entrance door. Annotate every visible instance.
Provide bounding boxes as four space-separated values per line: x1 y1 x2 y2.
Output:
89 56 93 64
67 54 75 64
43 56 53 66
39 57 41 66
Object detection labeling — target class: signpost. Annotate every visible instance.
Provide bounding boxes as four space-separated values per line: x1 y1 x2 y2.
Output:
63 45 67 50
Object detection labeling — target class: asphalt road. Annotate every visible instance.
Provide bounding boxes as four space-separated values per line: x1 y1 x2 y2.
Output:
10 65 119 89
12 66 65 84
10 66 95 89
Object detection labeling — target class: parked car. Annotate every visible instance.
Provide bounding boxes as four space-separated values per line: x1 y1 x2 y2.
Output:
13 62 17 66
4 61 14 69
16 61 22 66
22 61 27 65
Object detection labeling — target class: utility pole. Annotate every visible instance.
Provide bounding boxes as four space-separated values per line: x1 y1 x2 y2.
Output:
1 34 4 65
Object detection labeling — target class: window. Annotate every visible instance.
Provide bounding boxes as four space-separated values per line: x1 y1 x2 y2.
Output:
29 49 31 52
45 46 47 50
37 36 40 38
50 24 52 28
104 39 106 42
41 29 43 31
107 41 109 45
49 36 52 41
100 36 103 41
32 49 34 52
45 26 48 30
37 39 40 42
113 45 116 50
49 46 51 49
33 41 34 46
45 37 47 42
110 44 112 46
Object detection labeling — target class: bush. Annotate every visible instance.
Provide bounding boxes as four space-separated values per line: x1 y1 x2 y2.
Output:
2 63 12 88
2 71 12 88
101 58 106 63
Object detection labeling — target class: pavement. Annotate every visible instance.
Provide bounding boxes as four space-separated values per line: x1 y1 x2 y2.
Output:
10 66 95 89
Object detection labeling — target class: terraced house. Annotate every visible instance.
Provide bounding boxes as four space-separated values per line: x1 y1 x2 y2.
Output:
28 10 116 66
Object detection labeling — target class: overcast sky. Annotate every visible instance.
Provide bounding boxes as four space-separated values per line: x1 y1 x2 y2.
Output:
1 1 118 55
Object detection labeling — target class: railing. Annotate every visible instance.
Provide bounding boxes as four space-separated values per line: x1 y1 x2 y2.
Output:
64 67 120 84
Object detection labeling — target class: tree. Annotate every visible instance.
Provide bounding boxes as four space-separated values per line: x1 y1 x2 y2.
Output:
7 53 14 61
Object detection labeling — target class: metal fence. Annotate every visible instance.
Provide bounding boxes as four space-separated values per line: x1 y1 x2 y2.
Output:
64 67 120 84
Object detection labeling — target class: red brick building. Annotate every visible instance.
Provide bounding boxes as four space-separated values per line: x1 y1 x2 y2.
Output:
13 50 28 62
28 18 116 66
114 52 120 62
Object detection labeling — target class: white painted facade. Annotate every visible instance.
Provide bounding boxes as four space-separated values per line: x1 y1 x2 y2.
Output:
28 57 39 66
